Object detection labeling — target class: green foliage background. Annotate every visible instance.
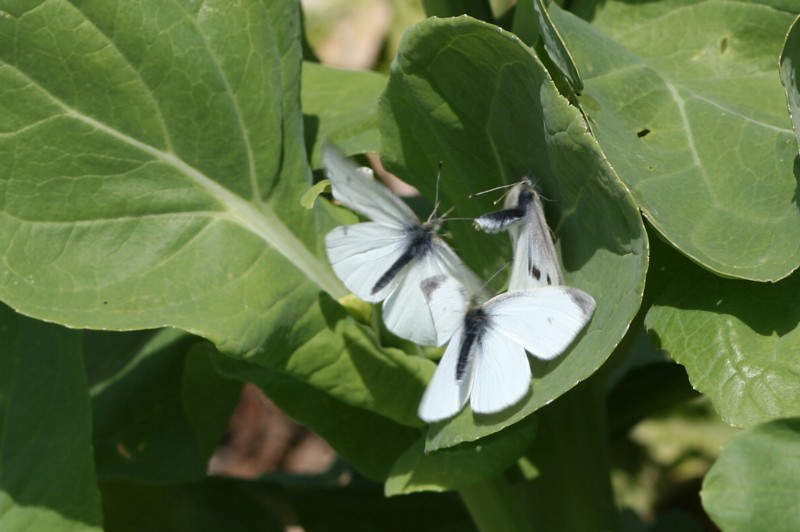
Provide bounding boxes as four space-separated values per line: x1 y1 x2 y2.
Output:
1 0 799 530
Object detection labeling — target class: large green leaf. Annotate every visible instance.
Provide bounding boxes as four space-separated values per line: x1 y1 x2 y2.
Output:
550 0 800 281
379 16 646 450
645 245 800 427
646 264 800 428
0 305 101 531
0 0 436 435
702 418 800 531
0 0 342 355
302 62 386 168
86 329 241 483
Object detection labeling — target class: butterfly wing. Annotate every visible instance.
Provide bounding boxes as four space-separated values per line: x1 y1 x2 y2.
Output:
325 222 410 302
507 183 564 291
383 240 474 345
323 142 418 227
417 324 475 423
417 271 471 346
469 326 532 415
485 287 595 360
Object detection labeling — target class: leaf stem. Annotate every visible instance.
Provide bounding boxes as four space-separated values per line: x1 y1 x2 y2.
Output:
459 474 530 532
519 376 619 532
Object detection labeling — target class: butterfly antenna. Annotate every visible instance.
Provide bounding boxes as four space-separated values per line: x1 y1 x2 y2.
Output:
468 182 518 199
428 161 444 223
479 261 512 293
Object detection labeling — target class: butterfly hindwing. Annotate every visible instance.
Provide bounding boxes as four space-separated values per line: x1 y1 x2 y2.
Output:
485 287 595 360
417 323 475 423
469 326 532 415
508 184 564 290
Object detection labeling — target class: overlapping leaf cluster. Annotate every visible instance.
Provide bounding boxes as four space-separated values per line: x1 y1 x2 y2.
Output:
0 0 798 530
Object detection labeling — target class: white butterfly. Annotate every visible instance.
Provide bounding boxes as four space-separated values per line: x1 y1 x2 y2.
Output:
417 274 595 423
323 143 479 346
473 176 563 291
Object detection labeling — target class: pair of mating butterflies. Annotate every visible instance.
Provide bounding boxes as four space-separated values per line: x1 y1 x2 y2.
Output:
323 144 595 423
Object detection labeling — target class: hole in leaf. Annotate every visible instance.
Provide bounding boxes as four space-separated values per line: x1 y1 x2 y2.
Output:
637 128 651 138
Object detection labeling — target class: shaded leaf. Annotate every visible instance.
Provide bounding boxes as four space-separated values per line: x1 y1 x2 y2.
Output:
101 473 474 532
533 0 583 92
302 62 385 168
100 478 283 532
702 418 800 532
379 16 646 450
646 267 800 428
606 362 699 440
210 347 423 481
247 291 434 428
551 0 800 281
86 329 241 483
0 305 101 531
385 416 537 495
423 0 494 20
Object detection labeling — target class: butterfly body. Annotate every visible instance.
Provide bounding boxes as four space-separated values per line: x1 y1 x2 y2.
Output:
417 275 595 422
474 177 563 290
323 143 479 346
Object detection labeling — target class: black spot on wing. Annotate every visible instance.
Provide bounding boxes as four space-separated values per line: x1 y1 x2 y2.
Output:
421 274 448 301
529 261 542 281
569 289 595 317
546 274 552 285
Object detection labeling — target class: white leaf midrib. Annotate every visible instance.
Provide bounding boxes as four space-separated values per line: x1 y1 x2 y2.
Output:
65 109 344 297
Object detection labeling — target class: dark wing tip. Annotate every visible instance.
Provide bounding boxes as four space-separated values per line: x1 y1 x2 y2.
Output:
569 289 596 318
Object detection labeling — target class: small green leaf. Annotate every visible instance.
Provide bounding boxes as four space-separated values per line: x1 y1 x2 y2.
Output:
302 62 385 168
532 0 583 92
551 1 800 281
646 267 800 428
380 16 646 450
300 179 331 209
702 418 800 532
0 306 102 531
780 15 800 152
385 417 537 495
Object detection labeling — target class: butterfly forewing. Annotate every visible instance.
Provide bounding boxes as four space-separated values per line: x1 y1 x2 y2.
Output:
323 143 481 346
507 182 564 290
323 142 418 226
325 222 411 302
